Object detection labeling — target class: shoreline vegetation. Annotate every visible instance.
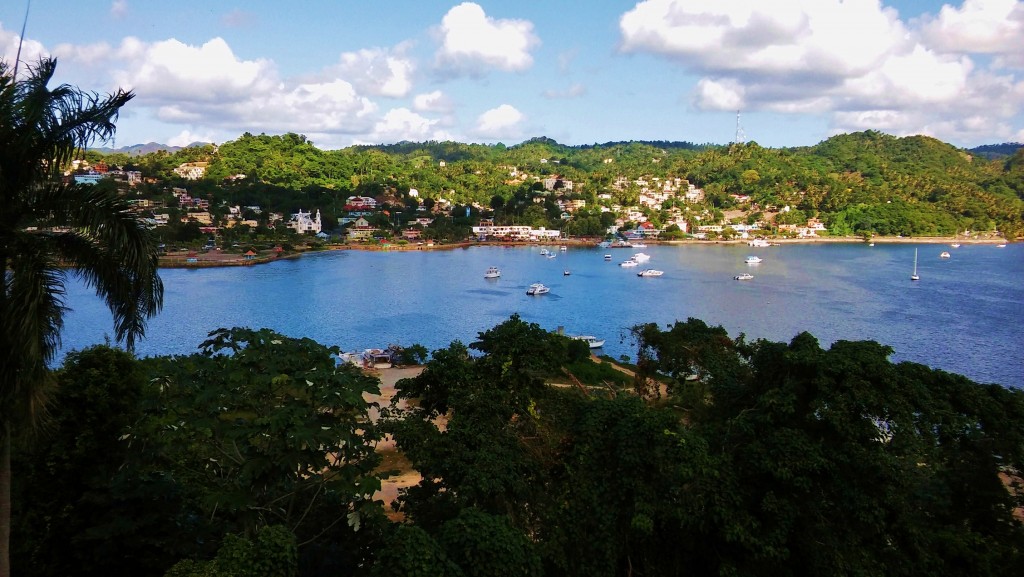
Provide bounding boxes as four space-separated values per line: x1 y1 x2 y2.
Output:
159 234 1011 267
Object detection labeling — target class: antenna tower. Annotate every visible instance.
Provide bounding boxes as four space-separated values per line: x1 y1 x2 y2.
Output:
734 110 746 145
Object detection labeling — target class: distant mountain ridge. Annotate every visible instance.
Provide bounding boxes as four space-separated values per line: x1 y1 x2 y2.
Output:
93 141 213 156
95 138 1020 158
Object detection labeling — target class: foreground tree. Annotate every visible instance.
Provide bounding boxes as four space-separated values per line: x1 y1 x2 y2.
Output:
0 58 163 576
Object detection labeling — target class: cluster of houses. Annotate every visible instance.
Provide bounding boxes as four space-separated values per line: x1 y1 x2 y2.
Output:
66 154 831 242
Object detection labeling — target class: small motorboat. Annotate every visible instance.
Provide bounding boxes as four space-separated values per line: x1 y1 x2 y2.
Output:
637 269 664 277
620 259 638 267
745 256 763 264
563 270 571 276
939 251 951 259
571 335 605 348
526 282 550 295
734 273 754 280
603 254 612 261
484 266 501 279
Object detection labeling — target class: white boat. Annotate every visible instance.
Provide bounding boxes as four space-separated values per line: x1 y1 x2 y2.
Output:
632 252 651 262
997 243 1007 248
734 273 754 280
631 242 647 248
539 248 550 256
546 253 556 259
484 266 501 279
620 259 639 267
637 269 664 277
911 248 920 281
563 270 571 276
526 282 550 295
748 239 771 247
745 256 763 264
571 335 605 348
950 243 960 248
598 241 611 248
559 245 568 251
939 251 951 259
603 254 612 261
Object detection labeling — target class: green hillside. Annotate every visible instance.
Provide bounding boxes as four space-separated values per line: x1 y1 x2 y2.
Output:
99 130 1024 239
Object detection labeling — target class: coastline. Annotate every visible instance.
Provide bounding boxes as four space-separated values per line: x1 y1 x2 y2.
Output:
158 235 1010 268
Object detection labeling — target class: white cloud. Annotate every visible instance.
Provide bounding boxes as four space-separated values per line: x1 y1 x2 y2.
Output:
333 45 415 98
619 0 908 79
919 0 1024 66
412 90 454 113
110 1 129 19
167 129 214 147
619 0 1024 146
1 24 47 67
111 37 278 102
363 108 454 144
693 78 745 111
434 2 540 75
474 104 525 140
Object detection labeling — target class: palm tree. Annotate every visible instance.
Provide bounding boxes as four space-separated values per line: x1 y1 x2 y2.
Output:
0 57 164 577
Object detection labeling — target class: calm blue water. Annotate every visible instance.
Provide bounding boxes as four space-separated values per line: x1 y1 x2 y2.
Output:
59 243 1024 388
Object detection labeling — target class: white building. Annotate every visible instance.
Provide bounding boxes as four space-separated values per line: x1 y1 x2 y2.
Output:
287 209 322 234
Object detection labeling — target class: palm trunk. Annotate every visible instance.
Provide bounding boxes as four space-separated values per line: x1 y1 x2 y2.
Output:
0 420 11 577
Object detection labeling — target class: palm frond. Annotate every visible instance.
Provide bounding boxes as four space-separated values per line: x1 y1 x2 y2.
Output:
35 182 164 350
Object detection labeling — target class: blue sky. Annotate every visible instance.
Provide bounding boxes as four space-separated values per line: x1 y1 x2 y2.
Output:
2 1 1022 149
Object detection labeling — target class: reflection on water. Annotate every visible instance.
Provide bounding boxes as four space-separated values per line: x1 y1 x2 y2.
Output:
60 243 1023 388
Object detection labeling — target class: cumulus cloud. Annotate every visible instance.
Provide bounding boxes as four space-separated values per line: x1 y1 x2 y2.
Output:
919 0 1024 66
619 0 1024 145
363 108 454 144
332 45 415 98
412 90 454 113
434 2 540 75
167 129 214 147
473 104 525 139
104 37 377 135
110 0 128 19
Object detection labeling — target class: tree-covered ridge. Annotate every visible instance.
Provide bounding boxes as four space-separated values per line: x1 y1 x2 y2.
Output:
94 129 1024 240
11 317 1024 576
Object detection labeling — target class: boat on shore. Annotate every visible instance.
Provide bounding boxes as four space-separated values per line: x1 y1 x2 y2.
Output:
484 266 501 278
748 239 771 247
571 335 605 348
637 269 664 277
527 282 550 295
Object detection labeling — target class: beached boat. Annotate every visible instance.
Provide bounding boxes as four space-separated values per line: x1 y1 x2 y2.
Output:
748 239 771 247
527 282 550 295
362 348 392 369
571 335 605 348
484 266 501 279
734 273 754 280
637 269 664 277
745 256 763 264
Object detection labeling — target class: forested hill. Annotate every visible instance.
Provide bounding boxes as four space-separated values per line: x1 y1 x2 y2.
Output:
98 130 1024 238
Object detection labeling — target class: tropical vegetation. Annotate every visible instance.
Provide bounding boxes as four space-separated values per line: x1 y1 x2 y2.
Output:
0 57 163 577
10 316 1024 576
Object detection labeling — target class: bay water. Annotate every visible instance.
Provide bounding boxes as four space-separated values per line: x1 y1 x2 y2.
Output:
59 242 1023 388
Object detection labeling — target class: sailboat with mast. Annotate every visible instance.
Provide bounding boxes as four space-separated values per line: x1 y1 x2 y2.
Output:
911 248 920 281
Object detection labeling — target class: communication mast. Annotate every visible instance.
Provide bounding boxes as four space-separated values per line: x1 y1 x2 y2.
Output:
734 110 746 145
